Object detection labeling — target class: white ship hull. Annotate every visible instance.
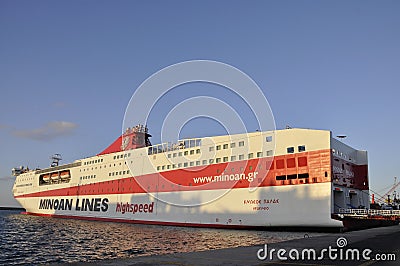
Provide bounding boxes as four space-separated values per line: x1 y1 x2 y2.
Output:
17 183 342 228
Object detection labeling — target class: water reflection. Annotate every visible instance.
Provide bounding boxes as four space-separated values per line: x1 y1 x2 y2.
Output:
0 210 324 265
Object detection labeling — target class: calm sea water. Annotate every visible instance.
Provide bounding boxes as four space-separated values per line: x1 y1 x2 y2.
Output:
0 210 324 265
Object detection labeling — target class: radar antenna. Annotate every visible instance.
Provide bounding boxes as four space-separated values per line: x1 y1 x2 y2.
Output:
50 154 62 167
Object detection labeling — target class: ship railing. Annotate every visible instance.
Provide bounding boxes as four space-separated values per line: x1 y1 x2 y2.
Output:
35 162 82 174
338 208 367 215
338 208 400 217
147 138 202 155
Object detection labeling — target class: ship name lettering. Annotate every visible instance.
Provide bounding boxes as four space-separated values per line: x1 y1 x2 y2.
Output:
39 198 73 211
244 199 261 205
75 198 109 212
116 202 154 214
264 199 279 204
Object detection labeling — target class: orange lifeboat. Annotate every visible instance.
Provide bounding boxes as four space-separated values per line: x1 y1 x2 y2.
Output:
50 172 59 181
60 171 70 180
42 174 50 182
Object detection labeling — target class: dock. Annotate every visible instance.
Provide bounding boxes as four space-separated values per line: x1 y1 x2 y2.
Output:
69 225 400 265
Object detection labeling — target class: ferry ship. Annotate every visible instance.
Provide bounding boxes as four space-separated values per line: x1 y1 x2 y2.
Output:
12 125 400 230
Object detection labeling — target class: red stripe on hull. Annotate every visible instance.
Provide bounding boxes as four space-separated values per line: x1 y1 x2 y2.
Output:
15 149 366 199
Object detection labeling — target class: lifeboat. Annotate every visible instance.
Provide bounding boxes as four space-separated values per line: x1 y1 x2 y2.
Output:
50 172 59 181
42 174 50 182
60 171 70 180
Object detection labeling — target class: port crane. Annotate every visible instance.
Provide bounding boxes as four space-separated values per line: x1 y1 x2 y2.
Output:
373 177 400 205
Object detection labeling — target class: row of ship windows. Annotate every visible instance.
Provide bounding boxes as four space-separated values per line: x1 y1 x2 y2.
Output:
275 173 310 180
80 175 97 180
157 151 274 171
108 170 131 177
83 159 104 165
17 177 34 182
208 137 272 151
287 145 306 153
114 153 131 160
332 149 351 160
80 162 128 172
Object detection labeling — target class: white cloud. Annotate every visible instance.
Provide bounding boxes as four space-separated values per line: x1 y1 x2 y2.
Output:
13 121 78 141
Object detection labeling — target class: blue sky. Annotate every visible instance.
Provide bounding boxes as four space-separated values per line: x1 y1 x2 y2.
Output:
1 1 399 207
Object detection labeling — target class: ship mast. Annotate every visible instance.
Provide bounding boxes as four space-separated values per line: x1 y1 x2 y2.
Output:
50 154 62 167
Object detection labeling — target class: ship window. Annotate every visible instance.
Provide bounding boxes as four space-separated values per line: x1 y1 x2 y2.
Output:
196 161 200 166
298 173 309 179
209 159 214 164
202 160 207 165
162 166 165 170
239 141 245 147
239 154 244 160
172 164 176 168
190 162 194 166
184 162 188 167
223 144 228 149
231 155 236 161
216 145 221 150
287 174 297 180
266 136 272 142
167 154 171 158
184 151 188 156
298 157 307 167
173 153 177 157
287 158 296 168
230 142 235 148
178 163 182 167
298 145 306 152
167 165 171 169
190 150 194 155
312 178 317 183
223 157 228 162
209 147 214 152
276 159 285 169
249 166 253 170
248 153 253 159
196 149 201 154
287 147 295 153
266 150 273 156
216 158 221 163
257 152 263 158
325 171 328 177
127 170 130 174
178 152 182 157
157 166 160 171
276 175 286 181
